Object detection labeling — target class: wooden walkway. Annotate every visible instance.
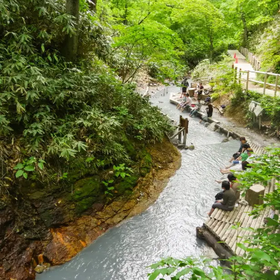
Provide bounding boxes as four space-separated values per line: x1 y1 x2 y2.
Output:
204 142 277 257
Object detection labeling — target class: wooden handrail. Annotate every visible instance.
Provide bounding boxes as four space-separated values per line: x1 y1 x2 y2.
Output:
239 69 280 77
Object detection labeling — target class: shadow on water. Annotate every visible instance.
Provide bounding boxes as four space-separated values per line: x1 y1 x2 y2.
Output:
37 87 238 280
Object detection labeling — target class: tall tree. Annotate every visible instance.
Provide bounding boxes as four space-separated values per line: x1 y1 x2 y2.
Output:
63 0 80 61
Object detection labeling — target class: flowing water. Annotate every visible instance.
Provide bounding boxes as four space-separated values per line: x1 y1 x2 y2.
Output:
37 87 238 280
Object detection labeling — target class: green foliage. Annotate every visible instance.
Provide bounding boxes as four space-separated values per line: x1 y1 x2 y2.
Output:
237 147 280 190
251 15 280 73
102 179 115 197
0 0 174 194
192 56 239 98
112 20 184 83
14 157 45 179
148 257 230 280
231 88 280 127
113 163 133 179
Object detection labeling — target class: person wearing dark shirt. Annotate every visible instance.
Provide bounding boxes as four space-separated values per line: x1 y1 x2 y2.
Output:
208 181 236 216
229 137 250 162
180 77 189 98
215 173 240 201
206 103 213 117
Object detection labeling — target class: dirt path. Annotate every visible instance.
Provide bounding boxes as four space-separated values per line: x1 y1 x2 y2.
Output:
228 50 280 97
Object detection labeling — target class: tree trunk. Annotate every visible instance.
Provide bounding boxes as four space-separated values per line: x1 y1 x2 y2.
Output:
123 1 128 25
209 30 214 64
89 0 97 12
62 0 80 62
241 12 248 47
196 226 233 260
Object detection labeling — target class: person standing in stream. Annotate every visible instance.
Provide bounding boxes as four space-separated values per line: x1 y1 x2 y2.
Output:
180 77 189 98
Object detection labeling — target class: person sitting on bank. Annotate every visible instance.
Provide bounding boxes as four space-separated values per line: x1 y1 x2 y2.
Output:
225 148 253 169
189 103 202 117
220 159 251 174
177 93 187 109
228 173 241 202
177 93 192 111
208 181 236 216
214 173 239 201
229 137 250 163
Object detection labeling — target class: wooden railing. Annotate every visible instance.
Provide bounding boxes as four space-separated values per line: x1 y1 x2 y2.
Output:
240 47 261 71
237 69 280 97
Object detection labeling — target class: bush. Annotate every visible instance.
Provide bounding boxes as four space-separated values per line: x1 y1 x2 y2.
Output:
0 0 173 189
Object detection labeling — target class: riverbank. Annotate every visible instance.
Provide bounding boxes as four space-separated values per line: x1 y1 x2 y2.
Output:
1 138 181 280
40 138 181 267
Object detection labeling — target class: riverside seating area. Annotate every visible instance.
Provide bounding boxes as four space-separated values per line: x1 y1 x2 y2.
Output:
169 93 278 258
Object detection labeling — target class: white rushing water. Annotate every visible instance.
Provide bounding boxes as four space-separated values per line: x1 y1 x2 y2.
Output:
37 86 238 280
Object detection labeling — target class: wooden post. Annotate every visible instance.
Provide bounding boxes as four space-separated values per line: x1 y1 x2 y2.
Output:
275 75 279 98
246 70 249 92
245 184 265 206
179 115 188 147
263 73 267 95
239 69 242 84
183 129 187 148
234 67 238 83
178 130 182 143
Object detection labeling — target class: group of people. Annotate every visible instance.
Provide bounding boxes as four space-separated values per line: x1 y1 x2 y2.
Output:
180 78 205 102
208 137 253 216
177 78 213 118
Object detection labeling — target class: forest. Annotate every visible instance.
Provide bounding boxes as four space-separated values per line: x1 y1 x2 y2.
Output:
0 0 280 279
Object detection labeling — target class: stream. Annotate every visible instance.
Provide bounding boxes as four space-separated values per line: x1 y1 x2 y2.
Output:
37 86 238 280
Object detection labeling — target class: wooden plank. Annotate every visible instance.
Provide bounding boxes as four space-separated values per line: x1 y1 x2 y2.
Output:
206 217 216 228
240 209 252 228
228 207 242 224
224 227 237 251
207 218 219 231
229 216 253 251
211 208 220 219
229 225 244 252
237 205 251 226
234 205 248 223
214 209 225 221
210 219 222 235
213 219 225 233
235 208 268 255
215 220 227 238
220 210 233 222
217 222 232 241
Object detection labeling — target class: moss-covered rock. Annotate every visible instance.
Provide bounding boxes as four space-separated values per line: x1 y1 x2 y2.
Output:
139 150 153 176
116 175 139 195
120 133 137 159
72 177 103 214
